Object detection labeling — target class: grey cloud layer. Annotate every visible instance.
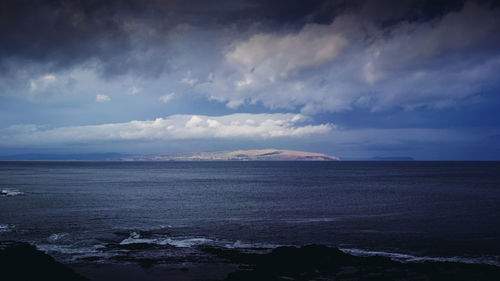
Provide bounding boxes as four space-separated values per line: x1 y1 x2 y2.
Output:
1 0 499 113
195 2 500 113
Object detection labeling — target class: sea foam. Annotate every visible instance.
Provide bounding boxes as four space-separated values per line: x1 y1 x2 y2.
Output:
119 232 213 248
47 233 70 243
340 248 500 267
0 224 15 233
0 188 24 197
224 240 281 249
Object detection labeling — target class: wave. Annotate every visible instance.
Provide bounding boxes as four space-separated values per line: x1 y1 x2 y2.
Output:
32 232 500 268
340 248 500 267
286 218 340 223
0 224 15 233
118 231 284 250
37 244 104 255
224 240 281 249
30 226 500 268
35 243 115 264
0 188 24 197
47 233 71 243
112 224 172 231
36 237 109 262
119 232 213 248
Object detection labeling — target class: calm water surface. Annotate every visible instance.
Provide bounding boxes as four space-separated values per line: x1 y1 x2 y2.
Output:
1 161 499 265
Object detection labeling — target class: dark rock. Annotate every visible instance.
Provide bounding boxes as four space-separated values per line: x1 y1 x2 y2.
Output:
215 245 500 281
0 241 88 281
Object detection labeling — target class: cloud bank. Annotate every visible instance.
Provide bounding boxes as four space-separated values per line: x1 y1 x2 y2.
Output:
1 114 332 146
2 1 499 114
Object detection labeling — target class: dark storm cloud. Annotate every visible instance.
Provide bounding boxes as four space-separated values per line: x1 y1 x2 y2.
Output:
0 0 480 77
1 1 126 71
251 0 469 26
1 0 500 112
0 0 182 78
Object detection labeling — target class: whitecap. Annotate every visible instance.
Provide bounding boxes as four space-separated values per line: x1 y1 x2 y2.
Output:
224 240 281 249
47 233 70 243
37 244 103 255
0 224 14 233
119 232 164 245
112 224 172 231
340 248 500 267
167 237 213 248
0 188 24 197
286 218 340 223
119 232 213 248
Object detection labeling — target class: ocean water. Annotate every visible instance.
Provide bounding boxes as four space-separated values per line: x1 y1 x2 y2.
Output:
1 161 500 266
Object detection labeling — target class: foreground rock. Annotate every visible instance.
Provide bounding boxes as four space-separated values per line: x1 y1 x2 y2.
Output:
203 245 500 281
3 242 500 280
0 241 88 281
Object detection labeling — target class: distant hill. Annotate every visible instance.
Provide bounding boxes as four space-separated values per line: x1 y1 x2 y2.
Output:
124 149 340 161
0 150 339 161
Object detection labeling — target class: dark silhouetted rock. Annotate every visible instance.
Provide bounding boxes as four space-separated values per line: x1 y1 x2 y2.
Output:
0 241 88 281
208 245 500 281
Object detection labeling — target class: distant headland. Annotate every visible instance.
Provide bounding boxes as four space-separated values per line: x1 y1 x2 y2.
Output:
0 149 340 161
124 149 340 161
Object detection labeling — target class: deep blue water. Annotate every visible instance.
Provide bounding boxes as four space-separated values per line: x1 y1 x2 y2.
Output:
1 161 500 266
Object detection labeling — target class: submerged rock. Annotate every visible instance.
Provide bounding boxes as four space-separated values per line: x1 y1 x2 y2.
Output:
0 241 88 281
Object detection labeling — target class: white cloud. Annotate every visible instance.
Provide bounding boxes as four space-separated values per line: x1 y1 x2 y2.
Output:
181 71 198 86
226 25 347 80
0 113 333 146
130 86 141 95
95 94 110 102
159 92 175 103
185 115 203 128
29 74 57 92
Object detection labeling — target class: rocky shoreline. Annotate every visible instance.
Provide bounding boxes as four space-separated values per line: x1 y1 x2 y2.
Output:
0 241 88 281
207 245 500 281
2 241 500 281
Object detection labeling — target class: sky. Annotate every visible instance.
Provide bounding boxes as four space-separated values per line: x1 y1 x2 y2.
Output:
1 0 500 160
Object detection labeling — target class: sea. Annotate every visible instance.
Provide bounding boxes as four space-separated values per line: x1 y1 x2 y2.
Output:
1 161 500 268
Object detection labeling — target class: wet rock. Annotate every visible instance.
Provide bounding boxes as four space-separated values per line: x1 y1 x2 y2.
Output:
215 245 500 281
0 241 88 281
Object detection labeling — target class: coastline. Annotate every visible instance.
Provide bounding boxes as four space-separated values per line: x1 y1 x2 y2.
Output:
2 241 500 281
